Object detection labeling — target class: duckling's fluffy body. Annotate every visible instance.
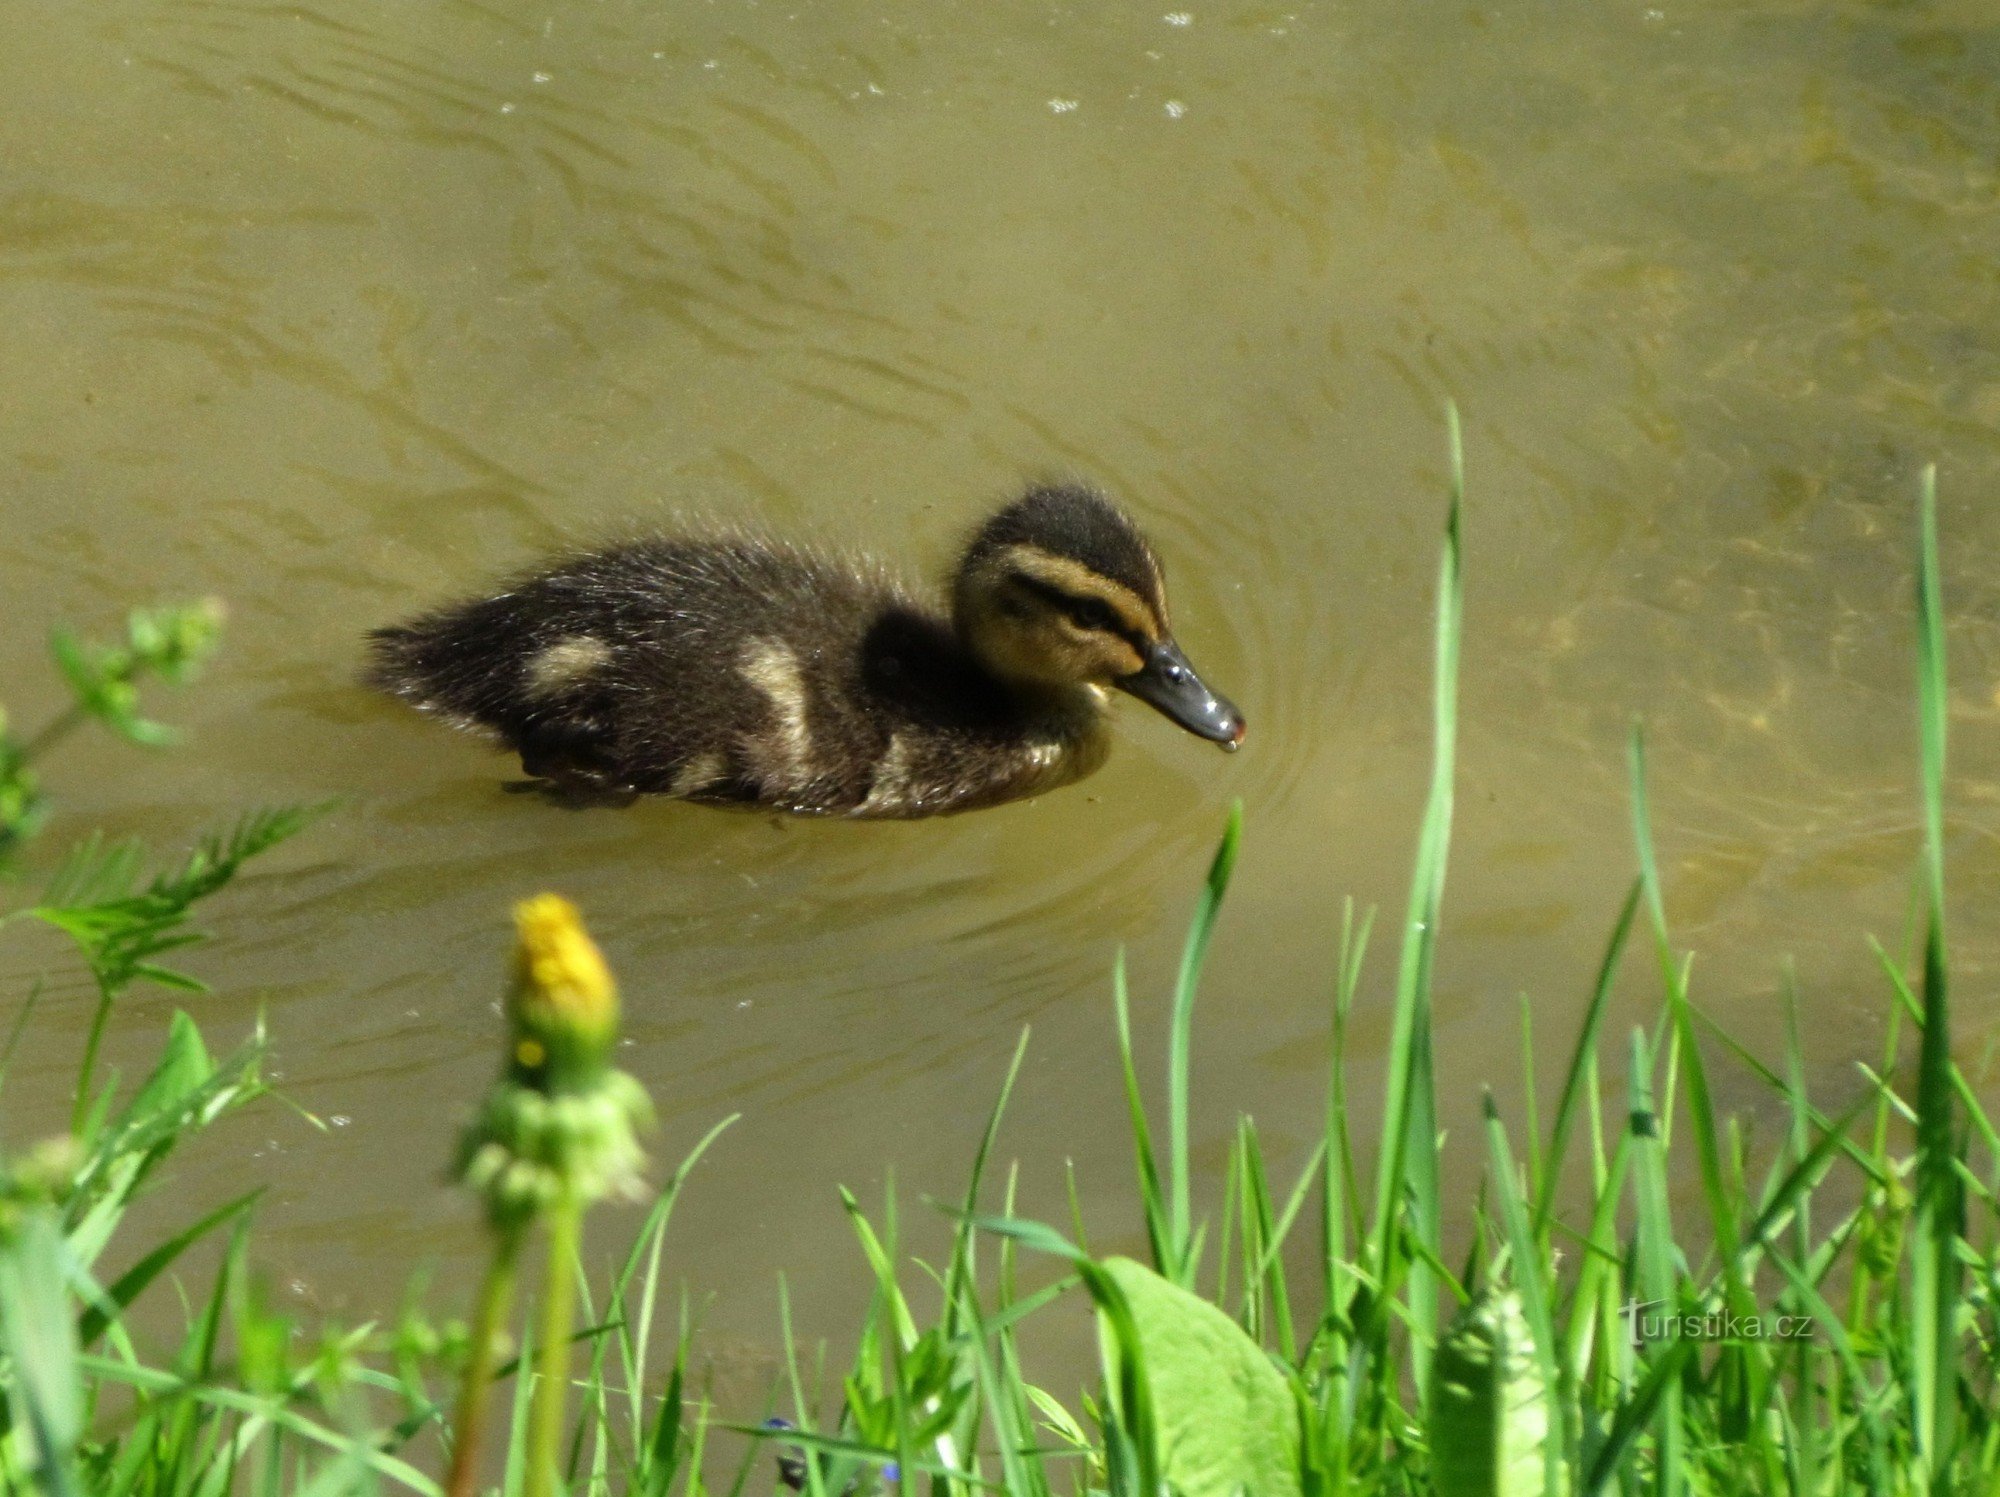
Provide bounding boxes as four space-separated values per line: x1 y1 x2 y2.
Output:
368 487 1241 818
371 538 1100 816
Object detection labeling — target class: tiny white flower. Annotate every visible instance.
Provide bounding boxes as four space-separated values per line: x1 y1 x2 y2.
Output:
1164 99 1186 118
1047 97 1079 114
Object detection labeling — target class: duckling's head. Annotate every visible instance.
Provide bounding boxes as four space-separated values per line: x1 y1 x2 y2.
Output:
953 485 1246 750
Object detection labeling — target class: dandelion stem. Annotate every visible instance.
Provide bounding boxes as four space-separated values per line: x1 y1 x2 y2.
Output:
526 1195 582 1497
445 1226 523 1497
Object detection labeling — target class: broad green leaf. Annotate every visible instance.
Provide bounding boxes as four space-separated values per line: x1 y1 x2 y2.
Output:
1096 1255 1302 1497
1428 1289 1561 1497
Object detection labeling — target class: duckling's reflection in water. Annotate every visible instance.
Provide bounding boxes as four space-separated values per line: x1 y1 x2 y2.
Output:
367 485 1244 819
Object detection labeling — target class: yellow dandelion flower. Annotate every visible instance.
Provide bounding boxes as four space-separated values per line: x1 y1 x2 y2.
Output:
505 895 620 1089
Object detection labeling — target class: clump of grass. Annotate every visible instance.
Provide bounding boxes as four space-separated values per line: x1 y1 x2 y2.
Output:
747 433 1999 1496
3 437 1997 1497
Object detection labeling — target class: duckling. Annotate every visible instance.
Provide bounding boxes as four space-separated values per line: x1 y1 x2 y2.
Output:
365 485 1245 818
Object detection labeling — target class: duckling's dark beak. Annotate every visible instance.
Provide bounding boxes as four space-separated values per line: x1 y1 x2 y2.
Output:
1116 639 1246 751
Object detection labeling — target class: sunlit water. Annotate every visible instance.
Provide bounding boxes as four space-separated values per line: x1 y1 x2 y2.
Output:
5 0 2000 1407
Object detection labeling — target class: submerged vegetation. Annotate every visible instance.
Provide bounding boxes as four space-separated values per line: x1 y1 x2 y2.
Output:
2 435 1997 1494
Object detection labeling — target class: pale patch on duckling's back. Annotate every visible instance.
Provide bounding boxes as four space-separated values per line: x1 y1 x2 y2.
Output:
855 732 913 816
739 638 817 785
523 635 613 698
668 751 727 799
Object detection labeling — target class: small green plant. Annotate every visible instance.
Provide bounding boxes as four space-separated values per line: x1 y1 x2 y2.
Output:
447 893 656 1497
0 600 224 860
0 600 312 1495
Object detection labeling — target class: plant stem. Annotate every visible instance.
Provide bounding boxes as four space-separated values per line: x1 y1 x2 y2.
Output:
526 1196 582 1497
70 986 115 1137
446 1227 523 1497
17 703 90 767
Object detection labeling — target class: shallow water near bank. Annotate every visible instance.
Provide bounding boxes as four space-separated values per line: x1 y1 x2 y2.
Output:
4 0 2000 1402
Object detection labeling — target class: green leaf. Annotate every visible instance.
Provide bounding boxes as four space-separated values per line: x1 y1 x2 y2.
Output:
76 1188 262 1349
64 1018 264 1268
118 1011 214 1131
1096 1255 1303 1497
1428 1288 1561 1497
0 1207 83 1497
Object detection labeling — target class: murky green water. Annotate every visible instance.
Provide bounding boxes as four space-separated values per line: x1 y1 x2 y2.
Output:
5 0 2000 1399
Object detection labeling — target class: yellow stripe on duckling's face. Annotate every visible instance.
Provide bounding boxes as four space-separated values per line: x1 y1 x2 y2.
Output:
958 543 1169 688
994 544 1165 643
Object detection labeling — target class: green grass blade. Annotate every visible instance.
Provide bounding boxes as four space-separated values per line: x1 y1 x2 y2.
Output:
1368 400 1464 1399
76 1189 262 1349
76 1356 442 1495
1626 1026 1682 1497
1628 730 1750 1297
1579 1339 1698 1497
1167 801 1243 1283
1322 900 1373 1322
1534 880 1640 1234
1111 949 1171 1275
1910 460 1962 1488
947 1027 1033 1324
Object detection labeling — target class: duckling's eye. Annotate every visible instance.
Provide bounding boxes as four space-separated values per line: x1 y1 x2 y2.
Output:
1069 598 1118 632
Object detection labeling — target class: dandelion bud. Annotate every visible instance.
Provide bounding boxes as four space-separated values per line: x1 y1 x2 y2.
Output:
507 894 620 1092
456 896 651 1233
